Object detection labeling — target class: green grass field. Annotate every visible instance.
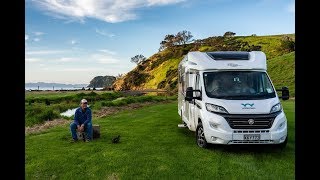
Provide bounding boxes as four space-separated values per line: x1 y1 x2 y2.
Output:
26 100 295 179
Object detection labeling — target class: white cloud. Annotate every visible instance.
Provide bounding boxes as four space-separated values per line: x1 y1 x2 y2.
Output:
58 67 105 72
91 54 120 64
70 40 78 45
30 0 185 23
33 31 45 36
26 50 66 55
95 28 115 37
25 34 29 40
58 57 76 62
98 49 117 55
147 0 184 6
287 1 295 13
97 59 119 64
71 47 84 51
25 58 41 63
33 38 40 42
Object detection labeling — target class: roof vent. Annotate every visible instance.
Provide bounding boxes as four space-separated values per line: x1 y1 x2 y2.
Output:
206 51 250 60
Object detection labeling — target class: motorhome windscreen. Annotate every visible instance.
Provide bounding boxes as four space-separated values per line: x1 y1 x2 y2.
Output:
206 52 249 60
203 71 276 100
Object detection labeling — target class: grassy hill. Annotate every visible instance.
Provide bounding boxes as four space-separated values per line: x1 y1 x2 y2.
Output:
113 33 295 96
238 34 295 59
268 52 295 96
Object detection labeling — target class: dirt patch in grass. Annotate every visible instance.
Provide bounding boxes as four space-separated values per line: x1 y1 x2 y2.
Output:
107 173 120 180
25 119 70 135
94 100 173 118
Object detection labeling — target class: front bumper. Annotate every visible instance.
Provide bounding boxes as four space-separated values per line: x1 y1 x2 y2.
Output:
201 111 288 145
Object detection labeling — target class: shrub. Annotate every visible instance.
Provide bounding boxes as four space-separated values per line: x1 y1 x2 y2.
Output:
124 71 150 87
88 91 97 96
279 36 295 53
45 99 50 106
157 80 166 89
93 102 102 110
169 79 178 89
123 97 136 104
38 109 59 121
101 101 114 107
76 92 86 97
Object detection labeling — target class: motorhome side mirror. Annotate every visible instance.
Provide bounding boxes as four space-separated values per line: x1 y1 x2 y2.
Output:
185 87 193 101
281 86 289 100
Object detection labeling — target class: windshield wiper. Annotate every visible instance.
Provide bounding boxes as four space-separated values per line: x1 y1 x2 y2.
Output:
256 93 273 98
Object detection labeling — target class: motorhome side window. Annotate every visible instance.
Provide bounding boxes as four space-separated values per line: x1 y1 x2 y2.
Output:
178 62 187 94
203 71 276 100
195 74 201 98
182 75 186 93
195 74 200 90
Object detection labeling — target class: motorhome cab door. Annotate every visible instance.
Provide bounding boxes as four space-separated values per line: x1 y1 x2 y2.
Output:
184 71 199 131
183 71 191 128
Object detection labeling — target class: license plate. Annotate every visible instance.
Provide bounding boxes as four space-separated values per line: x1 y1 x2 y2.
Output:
243 134 260 140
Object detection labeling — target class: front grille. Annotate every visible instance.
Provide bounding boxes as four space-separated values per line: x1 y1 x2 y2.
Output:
222 112 280 129
226 117 274 129
229 140 273 144
234 130 269 133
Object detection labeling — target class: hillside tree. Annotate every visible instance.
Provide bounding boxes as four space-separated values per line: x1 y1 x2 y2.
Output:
176 30 193 45
159 30 194 51
159 34 176 51
130 54 146 65
116 73 123 79
223 31 236 37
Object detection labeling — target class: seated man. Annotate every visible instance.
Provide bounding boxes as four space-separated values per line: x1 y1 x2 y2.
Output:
70 99 93 142
208 78 232 96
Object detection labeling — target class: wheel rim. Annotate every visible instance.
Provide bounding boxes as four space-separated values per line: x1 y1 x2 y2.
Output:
197 126 206 147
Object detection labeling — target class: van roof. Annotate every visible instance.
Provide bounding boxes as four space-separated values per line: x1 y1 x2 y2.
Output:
182 51 267 71
206 51 250 60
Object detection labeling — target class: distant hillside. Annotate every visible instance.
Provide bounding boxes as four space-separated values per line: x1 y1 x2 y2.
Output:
87 75 116 88
113 33 295 96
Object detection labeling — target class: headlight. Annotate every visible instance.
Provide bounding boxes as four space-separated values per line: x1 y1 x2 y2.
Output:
205 103 229 114
270 103 282 113
277 121 286 131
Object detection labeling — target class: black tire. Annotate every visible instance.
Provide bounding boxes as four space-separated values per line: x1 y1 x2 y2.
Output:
196 122 208 148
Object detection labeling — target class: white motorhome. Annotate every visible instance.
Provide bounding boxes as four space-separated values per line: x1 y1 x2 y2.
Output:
178 51 289 148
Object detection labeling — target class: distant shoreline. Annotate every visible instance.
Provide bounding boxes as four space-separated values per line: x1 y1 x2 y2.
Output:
25 87 104 91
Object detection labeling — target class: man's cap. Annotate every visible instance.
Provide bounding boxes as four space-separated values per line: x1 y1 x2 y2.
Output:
81 99 88 103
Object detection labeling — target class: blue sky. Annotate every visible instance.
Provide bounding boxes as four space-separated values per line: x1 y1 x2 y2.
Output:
25 0 295 84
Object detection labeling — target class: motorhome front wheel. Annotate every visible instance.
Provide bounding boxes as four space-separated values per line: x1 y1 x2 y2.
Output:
196 122 208 148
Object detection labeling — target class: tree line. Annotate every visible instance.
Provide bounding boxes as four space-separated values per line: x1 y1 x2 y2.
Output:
129 30 295 65
130 30 194 65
